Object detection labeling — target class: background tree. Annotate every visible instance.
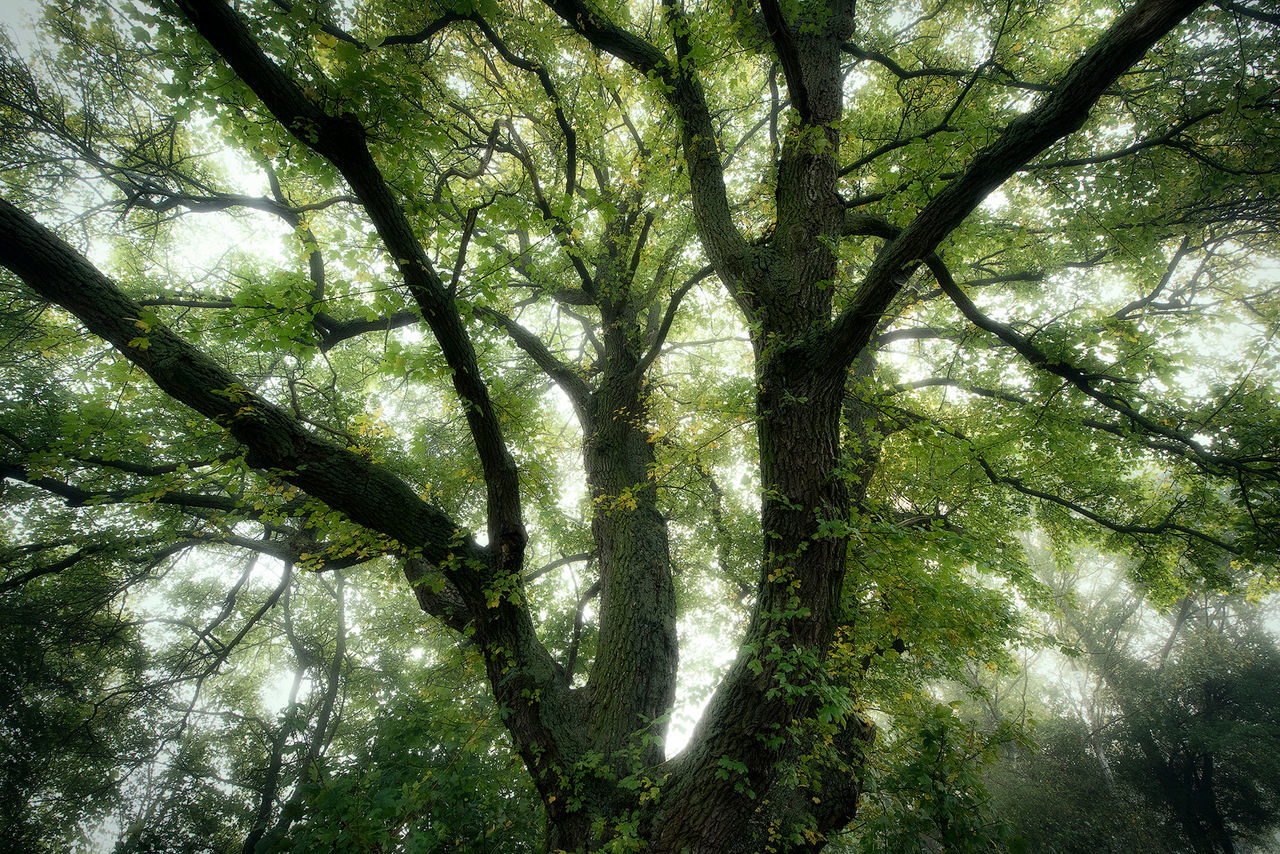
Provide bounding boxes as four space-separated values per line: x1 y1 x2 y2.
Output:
980 545 1280 854
1 0 1278 849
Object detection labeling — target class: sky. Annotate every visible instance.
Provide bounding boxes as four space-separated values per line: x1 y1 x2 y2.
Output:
0 0 41 48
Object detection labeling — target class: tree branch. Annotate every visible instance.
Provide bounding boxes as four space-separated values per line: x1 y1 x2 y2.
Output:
474 305 592 418
541 0 754 289
933 264 1277 481
1217 0 1280 26
890 404 1243 555
470 16 577 198
841 205 1274 488
826 0 1207 366
971 443 1240 554
1 459 243 513
170 0 526 566
634 264 715 377
760 0 809 120
0 195 581 811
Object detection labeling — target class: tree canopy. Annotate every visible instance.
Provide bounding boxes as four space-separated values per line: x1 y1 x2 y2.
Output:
1 0 1278 850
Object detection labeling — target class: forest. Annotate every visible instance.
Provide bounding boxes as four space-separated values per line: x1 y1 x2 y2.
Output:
0 0 1278 850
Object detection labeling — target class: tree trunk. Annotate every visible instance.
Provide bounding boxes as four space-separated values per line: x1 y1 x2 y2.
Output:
582 365 678 769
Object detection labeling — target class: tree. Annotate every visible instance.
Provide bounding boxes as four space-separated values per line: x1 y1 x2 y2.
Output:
977 545 1280 854
1049 554 1280 854
1 0 1278 849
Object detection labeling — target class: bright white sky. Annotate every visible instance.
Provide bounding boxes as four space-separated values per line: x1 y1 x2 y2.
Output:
0 0 42 49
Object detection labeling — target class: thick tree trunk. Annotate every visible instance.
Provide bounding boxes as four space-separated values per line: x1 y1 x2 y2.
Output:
583 367 678 768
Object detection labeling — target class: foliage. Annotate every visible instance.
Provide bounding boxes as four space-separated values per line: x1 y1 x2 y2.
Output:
984 715 1177 854
983 549 1280 854
274 695 541 853
841 702 1016 854
0 541 160 852
0 0 1278 849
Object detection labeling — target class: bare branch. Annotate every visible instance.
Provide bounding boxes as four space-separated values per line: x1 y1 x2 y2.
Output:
635 265 715 377
474 305 592 417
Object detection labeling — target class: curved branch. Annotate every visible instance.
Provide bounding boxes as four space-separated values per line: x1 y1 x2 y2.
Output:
1 459 243 513
0 541 139 593
841 207 1273 485
842 41 1060 93
121 188 359 219
470 16 577 198
839 124 956 177
474 305 591 418
634 264 715 377
971 443 1240 554
826 0 1207 365
934 267 1277 481
265 0 466 49
498 122 595 293
313 308 421 350
892 404 1243 554
893 377 1258 473
171 0 525 565
540 0 753 287
1028 110 1224 171
524 551 594 584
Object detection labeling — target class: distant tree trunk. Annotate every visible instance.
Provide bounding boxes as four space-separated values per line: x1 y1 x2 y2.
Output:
242 667 303 854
